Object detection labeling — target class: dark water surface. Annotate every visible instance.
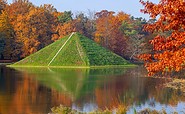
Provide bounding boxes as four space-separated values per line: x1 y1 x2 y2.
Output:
0 66 185 114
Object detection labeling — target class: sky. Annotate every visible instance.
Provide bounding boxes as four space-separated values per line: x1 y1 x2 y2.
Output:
7 0 159 19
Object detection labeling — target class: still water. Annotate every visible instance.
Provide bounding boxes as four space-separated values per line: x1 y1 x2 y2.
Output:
0 66 185 114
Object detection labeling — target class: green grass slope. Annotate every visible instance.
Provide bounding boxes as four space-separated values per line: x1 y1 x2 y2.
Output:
78 33 130 66
11 32 133 67
49 33 88 66
12 35 69 66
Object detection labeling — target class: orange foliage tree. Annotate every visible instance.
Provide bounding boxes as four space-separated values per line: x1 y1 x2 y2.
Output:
0 11 14 59
53 11 75 41
5 0 33 58
139 0 185 75
95 10 130 56
5 1 59 58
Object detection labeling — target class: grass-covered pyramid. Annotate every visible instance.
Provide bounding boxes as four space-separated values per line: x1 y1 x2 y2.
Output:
12 32 132 67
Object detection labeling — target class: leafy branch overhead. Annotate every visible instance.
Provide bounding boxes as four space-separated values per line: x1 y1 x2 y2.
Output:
139 0 185 75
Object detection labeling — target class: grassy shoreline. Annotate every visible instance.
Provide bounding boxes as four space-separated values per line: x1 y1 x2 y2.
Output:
0 63 13 65
8 64 137 68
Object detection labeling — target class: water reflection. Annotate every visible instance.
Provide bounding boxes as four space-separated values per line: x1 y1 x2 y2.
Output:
0 66 185 113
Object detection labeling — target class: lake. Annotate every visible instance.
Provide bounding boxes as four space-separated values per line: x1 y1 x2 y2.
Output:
0 66 185 113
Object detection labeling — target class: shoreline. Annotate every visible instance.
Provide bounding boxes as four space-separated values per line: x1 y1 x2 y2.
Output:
164 79 185 95
0 63 13 65
7 64 137 68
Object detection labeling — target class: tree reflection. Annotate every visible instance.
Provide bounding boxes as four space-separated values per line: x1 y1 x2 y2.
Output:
0 66 184 113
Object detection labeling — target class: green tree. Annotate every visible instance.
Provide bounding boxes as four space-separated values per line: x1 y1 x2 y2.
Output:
58 11 73 24
120 17 147 61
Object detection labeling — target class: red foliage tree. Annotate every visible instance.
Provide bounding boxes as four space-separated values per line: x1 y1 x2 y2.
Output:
139 0 185 75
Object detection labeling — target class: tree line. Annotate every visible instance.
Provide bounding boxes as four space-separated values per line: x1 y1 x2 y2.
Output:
0 0 154 62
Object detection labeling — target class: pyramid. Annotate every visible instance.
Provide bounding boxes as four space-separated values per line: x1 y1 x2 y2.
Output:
11 32 132 67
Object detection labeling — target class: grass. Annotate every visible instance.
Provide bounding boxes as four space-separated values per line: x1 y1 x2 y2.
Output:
9 65 136 68
78 33 130 66
12 35 69 66
10 32 133 67
49 33 87 66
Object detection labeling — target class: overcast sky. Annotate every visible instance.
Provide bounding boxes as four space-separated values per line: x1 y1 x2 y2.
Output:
7 0 159 19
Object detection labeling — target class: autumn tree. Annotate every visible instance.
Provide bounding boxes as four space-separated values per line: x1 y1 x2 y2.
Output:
95 10 114 48
4 0 33 58
0 10 14 59
120 17 147 61
74 12 96 39
55 11 75 39
26 5 57 49
4 1 59 58
139 0 185 75
95 10 130 56
0 0 6 13
0 0 7 59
